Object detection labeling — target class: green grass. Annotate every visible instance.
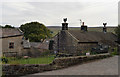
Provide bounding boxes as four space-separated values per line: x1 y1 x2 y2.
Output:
4 55 55 64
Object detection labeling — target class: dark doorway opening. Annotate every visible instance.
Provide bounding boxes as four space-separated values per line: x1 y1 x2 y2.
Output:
49 40 54 50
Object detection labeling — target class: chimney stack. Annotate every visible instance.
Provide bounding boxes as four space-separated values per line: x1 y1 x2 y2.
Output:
81 22 87 31
82 22 84 26
103 23 107 33
62 18 68 30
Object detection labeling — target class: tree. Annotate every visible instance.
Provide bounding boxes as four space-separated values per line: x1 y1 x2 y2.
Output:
0 25 2 28
115 25 120 43
20 22 52 42
3 25 15 28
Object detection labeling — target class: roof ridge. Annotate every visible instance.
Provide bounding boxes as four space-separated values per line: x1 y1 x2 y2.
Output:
17 28 24 34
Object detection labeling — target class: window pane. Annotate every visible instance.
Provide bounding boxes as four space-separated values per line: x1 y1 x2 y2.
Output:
9 42 14 49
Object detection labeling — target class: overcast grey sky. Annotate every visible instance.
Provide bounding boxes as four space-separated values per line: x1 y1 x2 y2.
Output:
1 0 119 27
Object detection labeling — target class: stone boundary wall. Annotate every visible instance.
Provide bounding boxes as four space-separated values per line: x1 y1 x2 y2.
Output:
52 53 111 67
2 64 53 76
2 53 112 76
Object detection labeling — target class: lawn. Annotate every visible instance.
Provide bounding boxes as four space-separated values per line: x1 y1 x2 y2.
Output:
3 55 55 64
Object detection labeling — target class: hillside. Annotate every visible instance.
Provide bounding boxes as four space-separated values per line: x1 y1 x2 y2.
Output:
47 26 116 37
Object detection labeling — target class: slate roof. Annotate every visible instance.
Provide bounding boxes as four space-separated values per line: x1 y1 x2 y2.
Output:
68 30 117 46
30 42 49 49
23 40 31 48
0 28 23 38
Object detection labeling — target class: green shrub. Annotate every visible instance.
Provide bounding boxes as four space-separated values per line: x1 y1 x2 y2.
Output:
90 51 97 55
1 56 8 64
110 47 118 56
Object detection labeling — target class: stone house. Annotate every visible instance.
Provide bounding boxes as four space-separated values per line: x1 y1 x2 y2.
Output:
53 18 118 55
0 28 50 57
0 28 23 56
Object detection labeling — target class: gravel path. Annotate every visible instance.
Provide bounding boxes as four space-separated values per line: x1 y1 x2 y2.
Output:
23 56 118 76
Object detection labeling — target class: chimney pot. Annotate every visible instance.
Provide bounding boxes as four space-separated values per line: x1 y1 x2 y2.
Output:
63 18 67 23
81 22 87 31
62 18 68 30
103 23 107 33
103 23 107 27
82 22 84 26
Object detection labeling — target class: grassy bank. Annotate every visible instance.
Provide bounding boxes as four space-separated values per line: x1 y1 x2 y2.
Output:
2 55 55 64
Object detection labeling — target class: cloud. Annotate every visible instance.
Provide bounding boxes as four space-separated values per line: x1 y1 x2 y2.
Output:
2 0 119 2
1 1 118 27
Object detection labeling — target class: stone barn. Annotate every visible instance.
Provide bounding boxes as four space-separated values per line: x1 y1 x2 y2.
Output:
53 18 118 55
0 28 23 56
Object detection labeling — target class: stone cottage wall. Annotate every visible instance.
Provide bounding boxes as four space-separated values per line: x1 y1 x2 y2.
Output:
21 47 48 57
77 43 98 52
2 36 23 56
54 30 78 55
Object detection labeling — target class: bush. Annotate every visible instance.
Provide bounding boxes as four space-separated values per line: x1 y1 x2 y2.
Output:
90 51 97 55
110 47 118 56
1 56 8 64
